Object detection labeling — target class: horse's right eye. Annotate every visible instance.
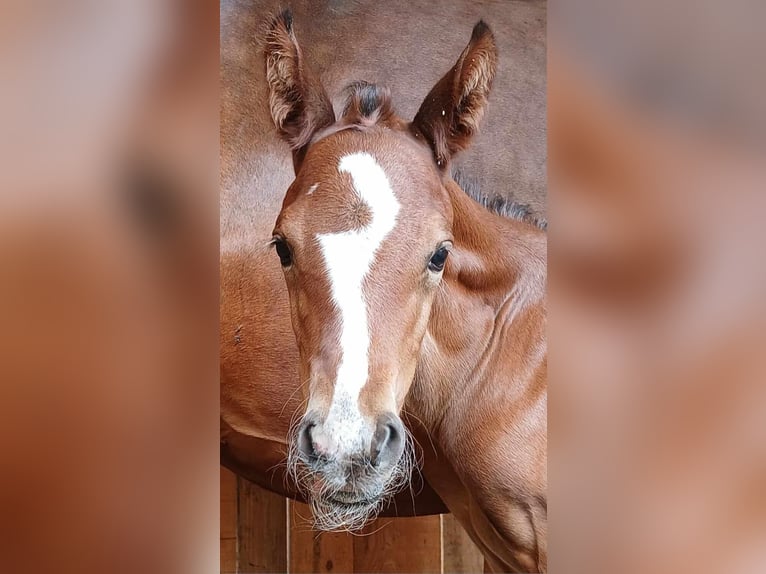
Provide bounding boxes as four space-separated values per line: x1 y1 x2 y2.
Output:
273 238 293 267
428 246 449 273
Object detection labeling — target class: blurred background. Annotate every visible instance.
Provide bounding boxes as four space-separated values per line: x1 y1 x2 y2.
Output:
550 1 766 572
0 1 218 573
1 0 764 573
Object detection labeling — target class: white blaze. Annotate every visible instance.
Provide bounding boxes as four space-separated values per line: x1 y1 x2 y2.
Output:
316 152 400 454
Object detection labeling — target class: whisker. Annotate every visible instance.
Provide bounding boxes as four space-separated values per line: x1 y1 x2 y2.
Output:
402 407 438 459
279 376 312 418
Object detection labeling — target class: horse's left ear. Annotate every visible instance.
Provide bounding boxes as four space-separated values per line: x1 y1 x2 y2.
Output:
411 21 498 170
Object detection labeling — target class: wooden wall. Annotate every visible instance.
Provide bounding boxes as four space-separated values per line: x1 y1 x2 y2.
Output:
220 467 484 573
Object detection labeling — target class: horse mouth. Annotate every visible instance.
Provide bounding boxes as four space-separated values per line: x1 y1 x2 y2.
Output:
326 490 378 507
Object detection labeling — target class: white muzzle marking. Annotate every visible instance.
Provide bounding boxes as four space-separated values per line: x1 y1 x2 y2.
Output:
315 152 400 457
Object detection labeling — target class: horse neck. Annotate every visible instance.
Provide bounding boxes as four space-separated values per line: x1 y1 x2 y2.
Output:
407 179 546 435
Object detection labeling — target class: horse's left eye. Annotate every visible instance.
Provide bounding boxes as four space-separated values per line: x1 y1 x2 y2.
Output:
428 246 449 273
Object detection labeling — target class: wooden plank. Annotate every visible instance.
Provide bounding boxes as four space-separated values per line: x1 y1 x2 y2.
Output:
237 477 288 573
288 500 354 573
353 515 442 573
441 514 484 573
221 467 238 539
221 538 238 574
220 467 238 573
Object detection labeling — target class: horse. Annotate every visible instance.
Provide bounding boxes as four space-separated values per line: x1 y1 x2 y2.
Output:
220 3 547 571
220 0 546 522
254 10 546 571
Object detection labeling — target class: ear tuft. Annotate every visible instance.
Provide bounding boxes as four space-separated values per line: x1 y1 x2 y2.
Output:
266 8 293 34
453 21 497 143
280 8 293 32
412 21 498 170
471 20 490 42
341 81 397 125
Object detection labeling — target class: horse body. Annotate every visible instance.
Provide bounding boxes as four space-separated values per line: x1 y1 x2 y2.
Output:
407 179 547 571
221 0 545 514
220 2 547 569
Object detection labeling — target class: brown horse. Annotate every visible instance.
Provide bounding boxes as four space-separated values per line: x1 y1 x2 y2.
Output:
221 3 547 571
220 0 546 521
255 10 546 572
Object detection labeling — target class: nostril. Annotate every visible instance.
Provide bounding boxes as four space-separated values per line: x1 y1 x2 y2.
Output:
386 422 400 447
371 425 390 465
298 421 318 463
371 417 403 466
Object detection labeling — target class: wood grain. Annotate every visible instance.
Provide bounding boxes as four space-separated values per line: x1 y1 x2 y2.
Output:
289 500 354 573
353 515 442 573
220 467 238 573
221 470 486 573
441 514 484 573
237 477 288 573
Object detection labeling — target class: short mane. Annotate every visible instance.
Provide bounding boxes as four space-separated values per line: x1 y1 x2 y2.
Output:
452 168 547 230
341 81 397 126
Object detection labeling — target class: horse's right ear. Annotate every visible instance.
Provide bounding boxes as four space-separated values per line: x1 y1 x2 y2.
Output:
412 21 498 171
264 9 335 172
